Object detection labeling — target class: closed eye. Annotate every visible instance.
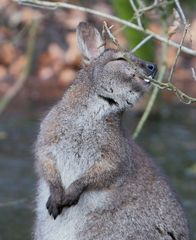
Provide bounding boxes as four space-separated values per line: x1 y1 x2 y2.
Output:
110 57 127 62
116 57 127 61
105 57 128 66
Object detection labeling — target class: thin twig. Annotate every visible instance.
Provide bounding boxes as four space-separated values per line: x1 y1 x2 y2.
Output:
0 23 29 45
129 0 143 28
131 35 153 53
135 0 145 9
191 68 196 81
0 19 40 115
148 78 196 104
133 19 169 139
103 21 122 50
174 0 187 25
168 24 190 83
14 0 196 56
138 0 173 15
133 64 167 139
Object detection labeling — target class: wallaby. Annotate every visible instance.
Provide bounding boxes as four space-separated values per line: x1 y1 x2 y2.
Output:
34 22 190 240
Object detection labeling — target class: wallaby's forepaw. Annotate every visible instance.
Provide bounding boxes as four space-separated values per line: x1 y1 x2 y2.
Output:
46 188 80 219
61 179 85 208
46 185 66 219
46 180 84 219
46 191 79 219
62 191 80 207
46 194 64 219
61 180 84 207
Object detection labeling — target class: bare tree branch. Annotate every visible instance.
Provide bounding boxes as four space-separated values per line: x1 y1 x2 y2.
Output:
168 24 190 83
129 0 143 29
131 35 153 53
174 0 187 25
148 78 196 104
14 0 196 56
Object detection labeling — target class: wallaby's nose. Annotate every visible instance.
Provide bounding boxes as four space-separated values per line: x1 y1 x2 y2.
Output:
146 63 157 77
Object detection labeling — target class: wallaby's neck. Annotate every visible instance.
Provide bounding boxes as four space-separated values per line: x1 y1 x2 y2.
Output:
63 69 124 130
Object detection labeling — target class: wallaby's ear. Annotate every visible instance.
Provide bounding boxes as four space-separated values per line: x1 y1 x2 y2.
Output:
76 22 105 65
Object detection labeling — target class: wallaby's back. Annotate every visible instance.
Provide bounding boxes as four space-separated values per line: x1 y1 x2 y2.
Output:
34 22 190 240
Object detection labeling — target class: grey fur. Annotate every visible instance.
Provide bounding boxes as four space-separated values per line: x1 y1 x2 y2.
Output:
34 22 190 240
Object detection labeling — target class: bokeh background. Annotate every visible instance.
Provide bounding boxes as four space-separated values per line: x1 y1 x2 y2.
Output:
0 0 195 239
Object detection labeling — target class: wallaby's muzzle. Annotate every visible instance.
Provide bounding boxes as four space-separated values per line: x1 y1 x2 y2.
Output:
137 59 158 78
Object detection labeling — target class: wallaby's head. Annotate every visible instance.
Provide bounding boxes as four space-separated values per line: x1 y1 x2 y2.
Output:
76 22 157 109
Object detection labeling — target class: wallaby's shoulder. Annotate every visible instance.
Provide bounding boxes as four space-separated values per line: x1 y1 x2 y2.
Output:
37 70 92 147
36 103 65 147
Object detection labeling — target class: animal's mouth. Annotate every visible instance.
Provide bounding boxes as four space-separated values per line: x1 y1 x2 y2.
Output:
144 76 152 83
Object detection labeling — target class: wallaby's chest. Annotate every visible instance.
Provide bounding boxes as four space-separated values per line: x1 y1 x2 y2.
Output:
53 125 104 187
53 120 127 188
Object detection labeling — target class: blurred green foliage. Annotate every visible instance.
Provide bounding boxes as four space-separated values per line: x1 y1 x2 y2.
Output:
111 0 154 61
178 0 196 7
